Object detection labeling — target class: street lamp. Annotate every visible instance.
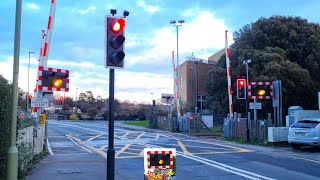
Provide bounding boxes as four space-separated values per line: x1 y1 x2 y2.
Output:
243 59 251 142
75 88 78 113
27 51 35 112
170 19 184 120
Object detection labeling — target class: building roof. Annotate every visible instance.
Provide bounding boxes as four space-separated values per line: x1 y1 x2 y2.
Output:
208 49 225 63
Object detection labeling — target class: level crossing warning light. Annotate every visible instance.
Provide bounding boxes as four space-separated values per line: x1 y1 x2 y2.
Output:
37 66 70 92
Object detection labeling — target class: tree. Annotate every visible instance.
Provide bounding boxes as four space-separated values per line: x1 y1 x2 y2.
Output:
87 107 98 119
206 16 320 119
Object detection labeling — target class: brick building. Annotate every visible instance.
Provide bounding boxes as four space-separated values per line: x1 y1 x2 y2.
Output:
178 49 224 112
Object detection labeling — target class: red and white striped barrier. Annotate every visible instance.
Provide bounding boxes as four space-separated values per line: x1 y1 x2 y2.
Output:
147 150 174 169
248 81 273 99
33 0 57 118
32 30 46 115
225 30 233 118
37 66 70 92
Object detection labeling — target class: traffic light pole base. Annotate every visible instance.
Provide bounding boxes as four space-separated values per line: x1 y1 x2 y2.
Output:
107 148 115 180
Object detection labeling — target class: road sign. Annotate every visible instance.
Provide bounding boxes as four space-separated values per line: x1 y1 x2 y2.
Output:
40 114 46 124
161 93 174 104
249 102 262 109
31 98 49 108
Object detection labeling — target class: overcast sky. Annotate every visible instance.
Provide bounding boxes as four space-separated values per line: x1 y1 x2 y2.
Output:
1 0 319 103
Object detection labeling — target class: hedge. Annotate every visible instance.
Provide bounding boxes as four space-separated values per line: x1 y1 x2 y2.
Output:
0 75 12 180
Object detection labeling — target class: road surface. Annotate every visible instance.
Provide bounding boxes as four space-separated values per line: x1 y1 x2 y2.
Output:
27 120 320 180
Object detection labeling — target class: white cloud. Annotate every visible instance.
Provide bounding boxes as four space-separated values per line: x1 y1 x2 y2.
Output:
126 40 138 47
136 0 159 13
179 11 232 52
78 6 96 15
127 11 232 67
0 56 173 103
183 9 194 17
26 3 40 10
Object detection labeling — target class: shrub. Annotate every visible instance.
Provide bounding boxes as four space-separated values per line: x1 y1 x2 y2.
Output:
0 75 12 179
69 114 79 120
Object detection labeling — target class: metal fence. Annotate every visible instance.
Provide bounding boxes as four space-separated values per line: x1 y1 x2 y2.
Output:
224 117 272 142
157 115 204 133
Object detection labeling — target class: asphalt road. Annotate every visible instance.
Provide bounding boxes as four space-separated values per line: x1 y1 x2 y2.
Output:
27 120 320 180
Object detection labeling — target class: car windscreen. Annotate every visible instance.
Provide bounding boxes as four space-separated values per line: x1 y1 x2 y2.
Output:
291 120 320 128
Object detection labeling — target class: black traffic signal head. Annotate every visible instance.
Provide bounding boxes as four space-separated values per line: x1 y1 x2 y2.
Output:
60 97 64 105
40 69 69 91
150 154 171 166
28 95 32 104
105 16 126 69
237 79 246 99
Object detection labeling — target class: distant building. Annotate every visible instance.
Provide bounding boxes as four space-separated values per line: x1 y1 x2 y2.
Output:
178 49 225 112
208 49 224 62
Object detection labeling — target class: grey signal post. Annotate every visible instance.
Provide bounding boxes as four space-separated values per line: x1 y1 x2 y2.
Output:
243 59 251 142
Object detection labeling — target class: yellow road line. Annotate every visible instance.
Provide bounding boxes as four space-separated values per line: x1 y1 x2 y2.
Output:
159 133 180 140
191 150 254 155
183 145 229 150
178 141 190 154
126 147 142 151
67 135 108 159
116 155 142 159
121 132 129 139
119 151 142 156
99 145 108 150
183 139 251 151
135 132 146 139
86 133 105 142
115 144 131 157
139 145 150 156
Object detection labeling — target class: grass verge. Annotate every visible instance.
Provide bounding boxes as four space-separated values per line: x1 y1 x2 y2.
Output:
123 120 149 128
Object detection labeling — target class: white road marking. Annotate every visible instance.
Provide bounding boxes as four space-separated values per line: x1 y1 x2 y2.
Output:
284 155 320 164
146 144 275 180
47 139 54 155
50 122 127 139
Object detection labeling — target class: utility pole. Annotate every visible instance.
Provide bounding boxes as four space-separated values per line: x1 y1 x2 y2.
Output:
243 59 251 142
27 51 35 112
195 60 199 114
7 0 22 179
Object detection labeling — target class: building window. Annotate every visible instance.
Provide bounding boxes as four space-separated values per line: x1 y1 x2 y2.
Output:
197 95 207 110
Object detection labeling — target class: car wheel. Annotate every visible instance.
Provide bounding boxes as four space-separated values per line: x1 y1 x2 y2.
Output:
290 144 302 149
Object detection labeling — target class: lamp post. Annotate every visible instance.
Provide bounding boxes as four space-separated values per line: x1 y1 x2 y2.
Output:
75 88 78 114
170 19 184 120
243 59 251 142
190 66 193 106
27 51 35 112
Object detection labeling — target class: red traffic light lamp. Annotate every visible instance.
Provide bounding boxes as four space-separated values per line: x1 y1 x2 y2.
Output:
111 19 125 33
237 79 246 99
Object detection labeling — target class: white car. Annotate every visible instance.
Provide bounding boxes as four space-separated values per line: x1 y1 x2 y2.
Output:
288 118 320 149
